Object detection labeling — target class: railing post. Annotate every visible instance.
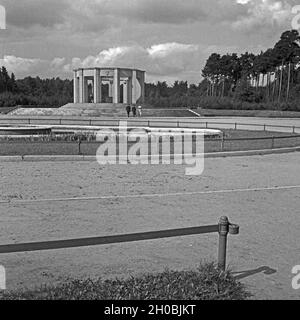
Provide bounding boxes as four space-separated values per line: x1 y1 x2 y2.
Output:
271 136 275 149
78 137 82 155
218 216 229 271
221 132 225 152
292 126 295 134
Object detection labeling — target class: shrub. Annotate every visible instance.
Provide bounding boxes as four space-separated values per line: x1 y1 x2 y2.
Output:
0 263 250 300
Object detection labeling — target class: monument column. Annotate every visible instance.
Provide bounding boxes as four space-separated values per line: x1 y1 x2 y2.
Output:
113 68 120 104
140 71 145 104
84 78 88 103
127 75 132 105
123 80 128 104
79 69 85 103
132 70 137 105
73 71 79 103
109 80 113 98
94 69 101 103
99 75 102 103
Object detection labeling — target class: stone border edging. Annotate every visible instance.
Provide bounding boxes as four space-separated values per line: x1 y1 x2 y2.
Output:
0 146 299 162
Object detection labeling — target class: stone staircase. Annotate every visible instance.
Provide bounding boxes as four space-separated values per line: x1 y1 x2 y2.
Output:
61 103 127 117
142 109 197 118
60 103 198 118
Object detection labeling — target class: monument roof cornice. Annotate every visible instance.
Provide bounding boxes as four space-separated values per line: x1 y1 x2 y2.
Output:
73 67 145 73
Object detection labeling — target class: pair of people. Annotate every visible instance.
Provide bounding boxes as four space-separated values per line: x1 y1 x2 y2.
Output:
126 105 142 118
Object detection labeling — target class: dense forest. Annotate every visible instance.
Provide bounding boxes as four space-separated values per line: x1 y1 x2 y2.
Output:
201 30 300 108
0 30 299 111
0 69 73 108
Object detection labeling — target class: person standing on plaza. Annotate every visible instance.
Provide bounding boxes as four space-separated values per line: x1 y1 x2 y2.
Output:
138 105 142 117
132 105 137 117
126 105 131 118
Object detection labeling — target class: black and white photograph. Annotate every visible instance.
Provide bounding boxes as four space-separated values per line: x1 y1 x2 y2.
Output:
0 0 299 306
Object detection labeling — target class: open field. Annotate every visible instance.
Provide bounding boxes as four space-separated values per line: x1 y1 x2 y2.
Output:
0 152 299 299
0 130 299 156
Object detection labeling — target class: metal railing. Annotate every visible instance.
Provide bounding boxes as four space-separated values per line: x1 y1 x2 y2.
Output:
0 117 299 155
0 216 239 270
0 133 299 155
0 116 300 133
216 133 300 152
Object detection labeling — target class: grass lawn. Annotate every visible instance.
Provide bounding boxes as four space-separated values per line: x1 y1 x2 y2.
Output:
0 263 250 300
198 108 300 118
0 107 18 115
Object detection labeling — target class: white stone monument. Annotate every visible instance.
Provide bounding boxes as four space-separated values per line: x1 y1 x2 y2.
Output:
73 67 145 105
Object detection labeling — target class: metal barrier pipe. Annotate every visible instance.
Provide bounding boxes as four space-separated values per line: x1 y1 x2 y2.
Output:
0 217 239 270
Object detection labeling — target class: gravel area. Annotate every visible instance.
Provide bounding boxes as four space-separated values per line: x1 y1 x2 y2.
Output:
0 153 299 299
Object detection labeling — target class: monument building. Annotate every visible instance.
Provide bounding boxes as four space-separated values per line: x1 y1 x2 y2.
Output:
73 67 145 105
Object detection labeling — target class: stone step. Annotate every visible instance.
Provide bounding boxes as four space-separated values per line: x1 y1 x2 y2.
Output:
61 103 128 110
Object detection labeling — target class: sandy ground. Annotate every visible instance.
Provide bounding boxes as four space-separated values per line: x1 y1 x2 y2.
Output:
0 153 299 299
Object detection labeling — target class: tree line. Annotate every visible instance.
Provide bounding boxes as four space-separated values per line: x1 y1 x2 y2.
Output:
0 68 73 108
202 30 300 103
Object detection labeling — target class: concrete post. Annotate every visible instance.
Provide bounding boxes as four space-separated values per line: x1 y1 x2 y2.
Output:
73 71 79 103
113 68 120 104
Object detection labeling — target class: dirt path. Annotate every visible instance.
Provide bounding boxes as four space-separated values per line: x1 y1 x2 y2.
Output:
0 153 299 299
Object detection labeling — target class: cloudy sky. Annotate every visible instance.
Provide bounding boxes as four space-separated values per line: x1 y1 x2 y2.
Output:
0 0 298 83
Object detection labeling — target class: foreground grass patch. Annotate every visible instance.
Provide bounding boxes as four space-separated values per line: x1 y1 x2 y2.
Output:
0 264 250 300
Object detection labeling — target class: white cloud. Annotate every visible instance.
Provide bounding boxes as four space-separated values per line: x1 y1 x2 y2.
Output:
0 55 44 74
233 0 294 31
0 56 71 78
147 43 198 58
0 42 202 82
0 39 270 83
66 43 201 81
50 57 66 69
